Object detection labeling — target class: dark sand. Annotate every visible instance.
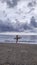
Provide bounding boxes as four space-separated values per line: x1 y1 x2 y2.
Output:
0 43 37 65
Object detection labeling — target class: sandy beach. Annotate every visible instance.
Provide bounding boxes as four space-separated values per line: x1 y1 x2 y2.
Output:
0 43 37 65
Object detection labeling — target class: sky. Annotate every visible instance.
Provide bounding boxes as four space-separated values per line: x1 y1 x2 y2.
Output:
0 0 37 32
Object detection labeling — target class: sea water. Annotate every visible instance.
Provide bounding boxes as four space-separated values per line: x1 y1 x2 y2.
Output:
0 35 37 44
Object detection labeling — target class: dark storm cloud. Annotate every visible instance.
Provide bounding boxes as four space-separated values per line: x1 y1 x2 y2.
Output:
28 0 36 7
30 16 37 27
12 0 19 7
0 20 14 32
0 19 33 32
1 0 19 8
0 18 37 32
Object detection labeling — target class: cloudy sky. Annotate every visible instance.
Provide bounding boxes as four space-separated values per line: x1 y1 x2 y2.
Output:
0 0 37 32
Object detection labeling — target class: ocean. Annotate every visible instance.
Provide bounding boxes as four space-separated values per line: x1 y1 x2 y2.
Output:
0 35 37 44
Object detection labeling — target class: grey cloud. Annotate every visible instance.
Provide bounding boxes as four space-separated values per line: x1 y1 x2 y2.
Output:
28 0 36 7
12 0 19 7
1 0 19 8
0 19 29 32
0 20 14 32
30 16 37 27
0 17 37 32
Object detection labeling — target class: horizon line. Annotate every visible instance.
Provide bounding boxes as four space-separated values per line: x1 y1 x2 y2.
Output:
0 32 37 35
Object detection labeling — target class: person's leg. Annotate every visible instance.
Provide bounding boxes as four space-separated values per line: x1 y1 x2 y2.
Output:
16 39 18 43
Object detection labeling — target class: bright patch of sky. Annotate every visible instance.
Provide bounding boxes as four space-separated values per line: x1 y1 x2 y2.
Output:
0 1 7 21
